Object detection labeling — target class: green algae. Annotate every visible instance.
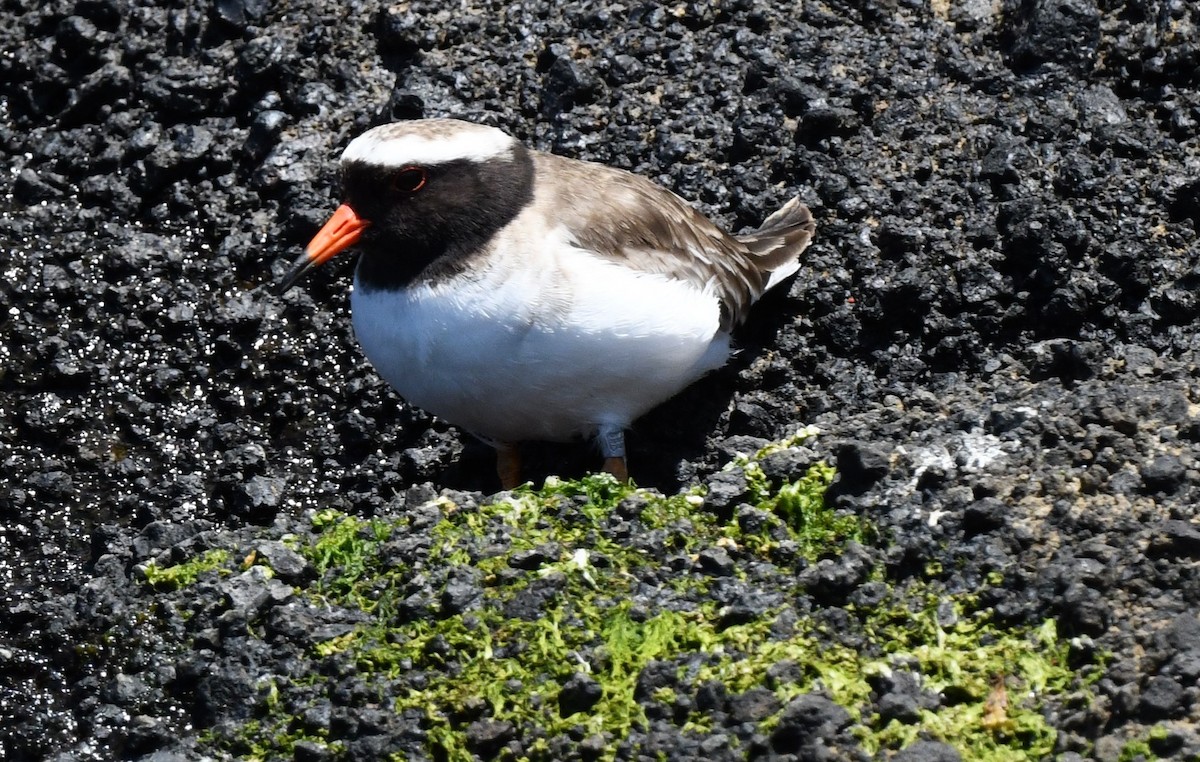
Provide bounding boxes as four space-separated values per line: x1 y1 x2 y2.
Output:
1117 725 1171 762
212 431 1101 761
140 548 231 590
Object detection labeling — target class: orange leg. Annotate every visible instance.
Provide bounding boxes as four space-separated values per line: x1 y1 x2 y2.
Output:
602 456 629 483
598 426 628 483
496 442 522 489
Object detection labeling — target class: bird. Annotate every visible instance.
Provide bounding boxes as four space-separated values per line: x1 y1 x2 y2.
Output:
276 118 814 489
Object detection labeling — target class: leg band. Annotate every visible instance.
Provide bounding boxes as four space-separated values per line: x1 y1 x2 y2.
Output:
598 426 626 458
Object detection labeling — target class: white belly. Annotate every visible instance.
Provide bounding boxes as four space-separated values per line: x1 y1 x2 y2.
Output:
350 249 729 444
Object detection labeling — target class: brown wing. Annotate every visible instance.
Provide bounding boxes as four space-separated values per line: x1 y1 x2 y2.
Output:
532 152 791 329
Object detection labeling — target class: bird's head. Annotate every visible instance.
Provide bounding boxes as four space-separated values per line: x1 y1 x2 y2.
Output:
275 119 531 294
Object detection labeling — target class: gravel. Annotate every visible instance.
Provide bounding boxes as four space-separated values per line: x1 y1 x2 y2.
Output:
3 0 1200 759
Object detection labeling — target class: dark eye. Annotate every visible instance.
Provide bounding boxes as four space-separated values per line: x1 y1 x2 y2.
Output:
391 167 427 193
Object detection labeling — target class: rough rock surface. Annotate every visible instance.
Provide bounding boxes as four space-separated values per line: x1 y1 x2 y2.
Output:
2 0 1200 759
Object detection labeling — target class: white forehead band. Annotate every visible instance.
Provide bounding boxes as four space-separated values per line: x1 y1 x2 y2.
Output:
341 125 516 167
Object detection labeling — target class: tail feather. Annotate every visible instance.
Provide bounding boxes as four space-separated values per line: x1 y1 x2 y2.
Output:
736 197 815 294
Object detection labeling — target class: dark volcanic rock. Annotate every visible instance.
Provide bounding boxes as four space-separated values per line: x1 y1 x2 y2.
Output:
558 672 603 717
3 0 1200 759
769 694 853 753
1003 0 1101 73
728 686 781 724
465 719 516 758
894 740 963 762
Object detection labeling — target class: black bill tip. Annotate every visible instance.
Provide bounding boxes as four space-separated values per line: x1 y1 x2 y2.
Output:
274 252 317 296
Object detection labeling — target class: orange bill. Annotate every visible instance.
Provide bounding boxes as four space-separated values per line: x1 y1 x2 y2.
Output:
275 204 371 295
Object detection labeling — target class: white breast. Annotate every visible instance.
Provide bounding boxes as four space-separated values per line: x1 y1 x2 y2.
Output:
350 229 730 444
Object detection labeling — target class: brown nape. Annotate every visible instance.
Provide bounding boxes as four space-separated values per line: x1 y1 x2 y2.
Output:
496 443 522 490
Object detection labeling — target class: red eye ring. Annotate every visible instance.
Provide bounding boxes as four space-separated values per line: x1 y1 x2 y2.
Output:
392 166 427 193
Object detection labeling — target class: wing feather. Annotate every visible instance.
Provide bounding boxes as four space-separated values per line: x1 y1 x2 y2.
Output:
531 153 813 329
